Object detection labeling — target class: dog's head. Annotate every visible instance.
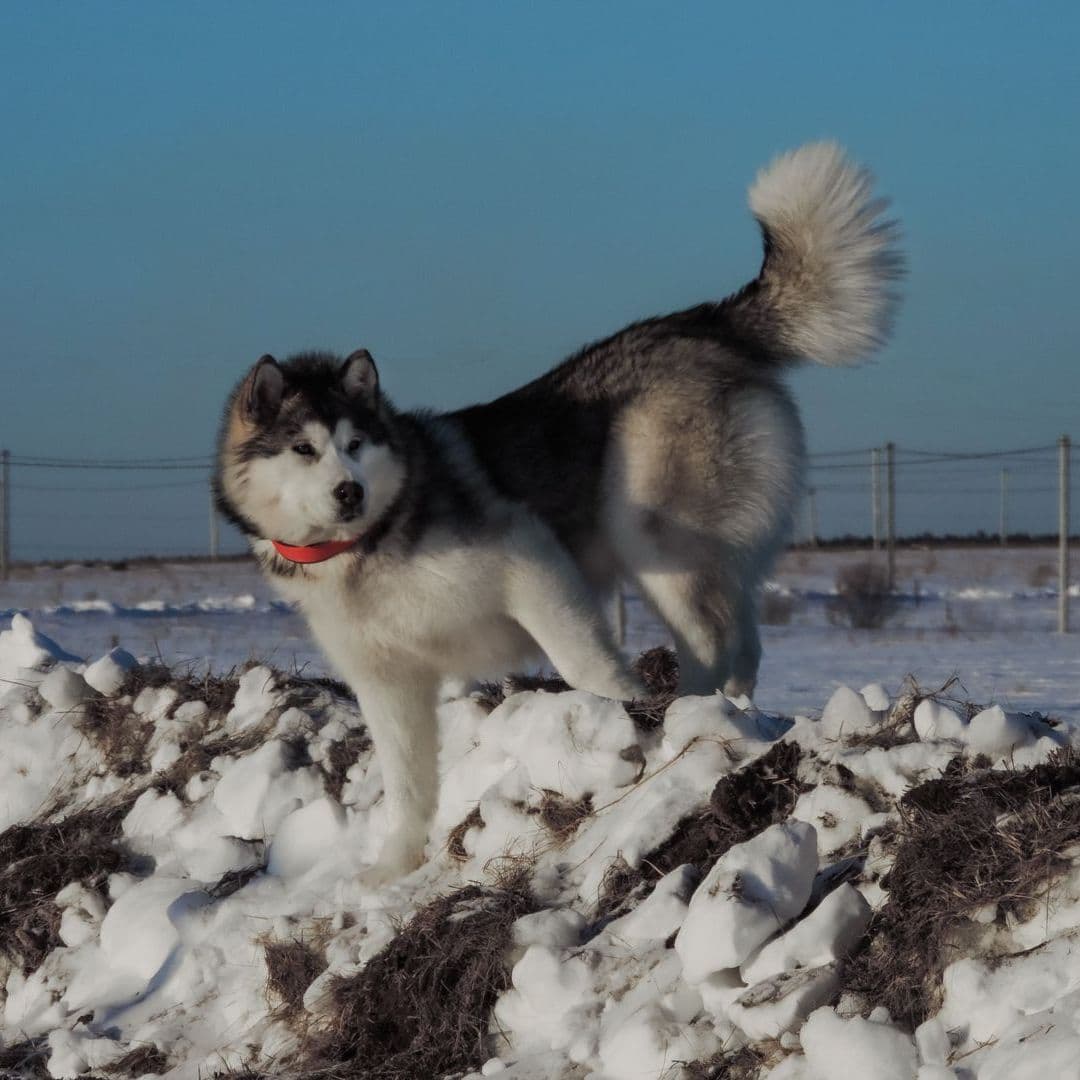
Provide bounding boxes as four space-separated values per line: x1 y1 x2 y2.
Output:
214 350 407 546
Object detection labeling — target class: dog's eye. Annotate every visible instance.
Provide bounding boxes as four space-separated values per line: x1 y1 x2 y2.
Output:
292 442 316 457
346 438 362 454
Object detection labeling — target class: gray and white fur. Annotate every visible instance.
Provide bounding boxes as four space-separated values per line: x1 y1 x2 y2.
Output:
214 142 903 883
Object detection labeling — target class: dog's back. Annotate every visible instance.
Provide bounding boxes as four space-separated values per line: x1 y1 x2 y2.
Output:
453 142 902 695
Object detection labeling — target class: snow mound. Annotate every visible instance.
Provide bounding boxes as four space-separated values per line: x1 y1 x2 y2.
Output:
0 615 1077 1079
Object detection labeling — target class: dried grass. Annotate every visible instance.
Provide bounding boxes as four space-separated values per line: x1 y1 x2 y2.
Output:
264 938 328 1019
446 806 484 862
1027 561 1056 588
840 674 967 750
77 662 360 797
301 869 537 1079
708 740 803 849
319 727 372 803
0 799 133 973
105 1045 170 1076
759 590 797 627
0 1038 167 1078
535 790 593 842
842 748 1080 1027
597 741 802 920
75 663 244 783
684 1044 774 1079
626 646 679 732
0 1038 50 1079
827 560 898 630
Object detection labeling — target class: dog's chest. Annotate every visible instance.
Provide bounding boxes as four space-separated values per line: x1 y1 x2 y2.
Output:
278 546 535 678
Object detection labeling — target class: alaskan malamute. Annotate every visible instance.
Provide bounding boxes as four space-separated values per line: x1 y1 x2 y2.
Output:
215 142 902 882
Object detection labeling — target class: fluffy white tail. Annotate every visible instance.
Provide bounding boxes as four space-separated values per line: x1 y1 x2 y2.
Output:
731 142 904 366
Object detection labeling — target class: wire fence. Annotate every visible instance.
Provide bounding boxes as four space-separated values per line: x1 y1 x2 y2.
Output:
0 436 1074 627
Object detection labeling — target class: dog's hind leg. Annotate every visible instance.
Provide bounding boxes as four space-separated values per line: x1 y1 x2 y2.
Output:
724 593 762 699
352 668 440 886
507 538 645 701
607 386 801 698
633 565 741 696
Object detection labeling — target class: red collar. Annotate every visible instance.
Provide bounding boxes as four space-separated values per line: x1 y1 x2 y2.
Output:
270 537 361 564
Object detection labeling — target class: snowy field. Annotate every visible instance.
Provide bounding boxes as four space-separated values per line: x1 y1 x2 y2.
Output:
3 546 1077 722
0 546 1079 1079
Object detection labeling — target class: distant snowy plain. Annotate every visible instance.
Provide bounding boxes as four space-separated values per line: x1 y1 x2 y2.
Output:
4 547 1076 723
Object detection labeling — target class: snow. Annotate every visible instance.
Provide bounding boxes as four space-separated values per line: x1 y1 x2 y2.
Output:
913 698 965 741
0 546 1078 1078
267 797 348 878
740 884 871 984
799 1007 919 1079
211 738 325 840
675 821 819 982
494 689 642 798
605 865 695 943
819 685 880 741
98 877 208 982
82 646 136 696
964 704 1036 758
729 965 841 1043
493 945 595 1057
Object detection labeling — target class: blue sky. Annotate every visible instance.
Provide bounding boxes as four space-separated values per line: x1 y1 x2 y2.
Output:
1 1 1077 557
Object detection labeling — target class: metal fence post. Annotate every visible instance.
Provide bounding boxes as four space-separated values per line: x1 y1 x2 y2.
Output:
871 447 881 551
1060 435 1071 633
806 486 818 547
885 442 896 591
209 490 220 561
0 450 9 581
999 468 1009 546
612 587 626 648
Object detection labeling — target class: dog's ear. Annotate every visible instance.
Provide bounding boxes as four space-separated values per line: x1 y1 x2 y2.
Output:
340 349 379 404
244 355 285 421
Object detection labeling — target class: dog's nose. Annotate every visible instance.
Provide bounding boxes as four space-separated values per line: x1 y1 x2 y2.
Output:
333 481 364 510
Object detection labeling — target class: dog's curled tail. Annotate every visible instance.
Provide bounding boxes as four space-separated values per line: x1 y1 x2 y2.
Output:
728 142 904 367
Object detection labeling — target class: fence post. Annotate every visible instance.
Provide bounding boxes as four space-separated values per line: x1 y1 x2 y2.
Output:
1060 435 1071 634
885 442 896 591
806 486 818 548
612 588 626 648
871 447 881 551
999 468 1009 546
209 490 220 561
0 450 9 581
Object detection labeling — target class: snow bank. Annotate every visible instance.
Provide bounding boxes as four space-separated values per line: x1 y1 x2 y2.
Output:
0 614 1077 1079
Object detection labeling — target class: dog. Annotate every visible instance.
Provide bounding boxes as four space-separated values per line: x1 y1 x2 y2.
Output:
214 142 902 883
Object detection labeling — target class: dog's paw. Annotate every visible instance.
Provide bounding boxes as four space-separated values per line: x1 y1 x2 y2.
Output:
572 672 647 702
600 674 647 701
357 845 426 890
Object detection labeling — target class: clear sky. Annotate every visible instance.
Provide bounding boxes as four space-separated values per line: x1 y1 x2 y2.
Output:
1 1 1077 559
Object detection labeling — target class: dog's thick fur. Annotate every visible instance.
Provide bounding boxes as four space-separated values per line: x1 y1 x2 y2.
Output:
215 142 902 883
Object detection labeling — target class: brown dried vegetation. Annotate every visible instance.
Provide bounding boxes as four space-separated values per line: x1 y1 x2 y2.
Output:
106 1044 170 1076
0 1038 51 1079
827 560 898 630
264 938 328 1019
842 749 1080 1028
298 869 537 1079
597 740 802 920
0 798 133 974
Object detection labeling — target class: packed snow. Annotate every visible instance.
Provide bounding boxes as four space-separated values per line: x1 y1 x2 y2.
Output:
0 547 1078 1078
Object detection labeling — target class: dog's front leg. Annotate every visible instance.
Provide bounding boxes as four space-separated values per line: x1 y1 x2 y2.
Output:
353 668 439 886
